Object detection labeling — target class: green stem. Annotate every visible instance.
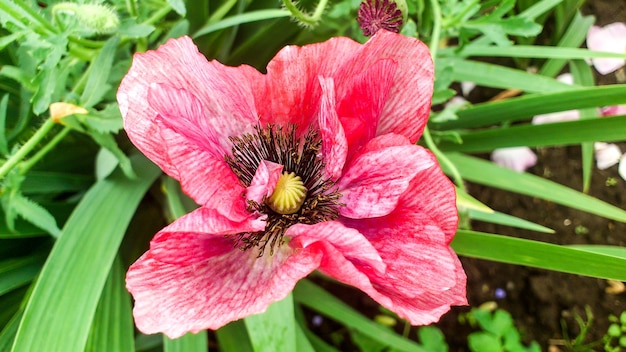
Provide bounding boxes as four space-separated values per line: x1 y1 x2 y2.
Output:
422 127 466 191
20 127 71 175
126 0 138 17
441 0 479 29
0 118 56 180
13 0 59 34
281 0 328 26
68 36 105 49
427 0 442 59
142 5 173 26
424 0 465 191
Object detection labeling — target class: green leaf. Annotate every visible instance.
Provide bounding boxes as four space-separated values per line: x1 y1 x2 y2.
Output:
456 45 626 60
434 85 626 130
0 255 43 296
216 320 253 352
118 18 155 37
567 245 626 259
539 12 594 77
193 9 290 38
21 172 93 194
416 326 448 352
442 153 626 223
0 310 23 352
80 36 120 108
518 0 563 20
457 187 494 213
452 230 626 281
89 130 136 179
294 324 318 352
245 293 296 352
10 193 61 237
166 0 186 16
294 280 427 352
468 332 501 352
0 94 9 156
438 115 626 152
468 209 554 233
163 332 208 352
11 154 160 352
81 104 124 134
85 256 135 352
440 58 575 93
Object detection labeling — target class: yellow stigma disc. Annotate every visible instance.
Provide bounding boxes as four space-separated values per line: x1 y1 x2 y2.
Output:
267 172 307 214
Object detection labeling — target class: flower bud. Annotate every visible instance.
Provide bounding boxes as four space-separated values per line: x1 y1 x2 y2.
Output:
53 2 120 34
357 0 408 36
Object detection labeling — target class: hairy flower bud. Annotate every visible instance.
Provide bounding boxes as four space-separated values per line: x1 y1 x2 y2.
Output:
53 3 120 34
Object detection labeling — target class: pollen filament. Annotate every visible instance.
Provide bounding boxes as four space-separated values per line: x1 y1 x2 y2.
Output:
268 172 307 214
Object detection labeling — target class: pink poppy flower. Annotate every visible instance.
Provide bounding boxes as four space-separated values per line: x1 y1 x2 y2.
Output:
118 31 466 338
586 22 626 75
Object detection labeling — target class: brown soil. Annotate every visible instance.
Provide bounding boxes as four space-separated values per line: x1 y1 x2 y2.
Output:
306 1 626 350
437 1 626 350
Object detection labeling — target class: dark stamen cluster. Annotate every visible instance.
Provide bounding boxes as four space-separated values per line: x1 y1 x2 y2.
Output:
225 124 342 256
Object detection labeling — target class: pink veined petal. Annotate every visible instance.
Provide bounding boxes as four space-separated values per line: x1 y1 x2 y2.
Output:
255 37 362 129
287 221 385 275
386 152 458 242
147 82 221 155
587 23 626 75
254 31 432 144
127 242 321 338
491 147 538 172
333 30 434 143
317 77 348 181
337 135 435 219
343 211 460 299
336 58 398 158
149 207 266 265
336 157 465 324
371 252 467 326
153 121 246 211
118 36 260 167
246 160 283 205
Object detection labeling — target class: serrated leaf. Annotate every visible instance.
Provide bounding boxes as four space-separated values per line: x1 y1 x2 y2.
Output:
10 192 61 237
82 104 124 134
27 34 68 114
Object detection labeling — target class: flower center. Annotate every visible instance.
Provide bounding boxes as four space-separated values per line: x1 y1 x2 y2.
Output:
225 124 342 256
267 172 307 215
